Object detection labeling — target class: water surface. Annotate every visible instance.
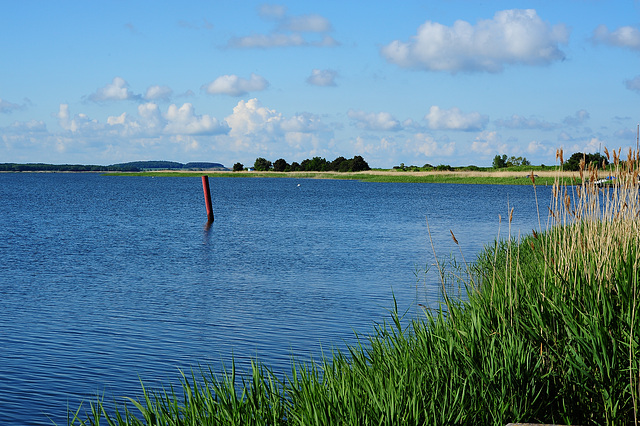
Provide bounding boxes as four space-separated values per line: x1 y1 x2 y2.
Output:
0 173 550 425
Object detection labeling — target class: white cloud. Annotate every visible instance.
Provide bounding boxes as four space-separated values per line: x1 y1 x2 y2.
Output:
495 114 558 130
281 112 325 133
381 9 569 73
88 77 140 102
279 14 332 32
57 104 102 132
105 102 229 136
625 75 640 92
425 106 488 131
227 7 338 49
202 73 269 96
307 69 338 87
144 85 173 101
407 133 456 157
348 109 402 131
164 103 229 135
225 98 283 138
592 25 640 51
470 131 506 155
223 98 332 155
527 140 555 157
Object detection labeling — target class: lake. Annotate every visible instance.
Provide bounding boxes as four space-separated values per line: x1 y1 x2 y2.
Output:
0 173 551 425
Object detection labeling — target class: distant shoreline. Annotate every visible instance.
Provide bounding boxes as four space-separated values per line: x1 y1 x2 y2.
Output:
105 169 581 185
2 168 584 185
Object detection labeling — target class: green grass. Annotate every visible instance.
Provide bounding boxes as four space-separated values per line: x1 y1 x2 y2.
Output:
105 170 561 185
69 149 640 425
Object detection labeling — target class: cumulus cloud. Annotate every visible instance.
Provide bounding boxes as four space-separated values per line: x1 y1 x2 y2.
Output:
144 85 173 101
592 25 640 50
381 9 569 73
425 106 488 131
348 109 402 131
470 131 506 155
57 104 102 132
406 133 456 157
88 77 140 102
307 69 338 86
527 140 555 157
164 103 228 135
625 75 640 92
105 102 229 136
202 73 269 96
223 98 332 154
281 112 326 133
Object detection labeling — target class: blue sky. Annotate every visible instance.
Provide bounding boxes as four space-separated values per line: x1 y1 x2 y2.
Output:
1 0 639 168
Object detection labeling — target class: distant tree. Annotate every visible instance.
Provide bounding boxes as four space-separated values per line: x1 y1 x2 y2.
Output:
493 154 507 168
565 152 609 171
254 157 272 171
330 156 348 171
305 156 329 171
436 164 453 171
273 158 289 172
350 155 370 172
233 162 244 172
290 161 301 172
505 156 531 167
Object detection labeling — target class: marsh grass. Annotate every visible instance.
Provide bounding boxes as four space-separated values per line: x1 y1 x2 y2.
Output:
106 170 560 185
69 148 639 425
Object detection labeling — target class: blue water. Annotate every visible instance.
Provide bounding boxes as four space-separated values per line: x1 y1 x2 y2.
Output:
0 173 551 425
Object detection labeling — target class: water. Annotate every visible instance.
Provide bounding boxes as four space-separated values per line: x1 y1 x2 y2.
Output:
0 173 551 425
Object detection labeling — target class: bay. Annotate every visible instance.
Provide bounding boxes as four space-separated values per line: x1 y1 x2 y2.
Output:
0 173 550 425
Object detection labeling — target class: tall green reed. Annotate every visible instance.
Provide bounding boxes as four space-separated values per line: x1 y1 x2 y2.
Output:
67 147 640 425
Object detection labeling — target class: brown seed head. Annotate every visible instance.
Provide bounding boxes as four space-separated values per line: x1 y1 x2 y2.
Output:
450 230 458 245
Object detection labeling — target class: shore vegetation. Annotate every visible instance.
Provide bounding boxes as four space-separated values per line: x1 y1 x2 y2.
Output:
65 148 640 425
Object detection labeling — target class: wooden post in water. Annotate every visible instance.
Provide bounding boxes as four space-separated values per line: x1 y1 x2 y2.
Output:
202 175 214 223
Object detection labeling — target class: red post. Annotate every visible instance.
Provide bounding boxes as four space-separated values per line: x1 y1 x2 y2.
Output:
202 175 214 222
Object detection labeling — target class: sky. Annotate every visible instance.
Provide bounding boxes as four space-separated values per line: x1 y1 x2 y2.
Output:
1 0 640 168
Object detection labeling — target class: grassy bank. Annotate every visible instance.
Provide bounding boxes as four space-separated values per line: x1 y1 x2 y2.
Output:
106 169 567 185
70 150 639 425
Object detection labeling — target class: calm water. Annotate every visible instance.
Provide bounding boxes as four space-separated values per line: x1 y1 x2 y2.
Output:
0 173 551 425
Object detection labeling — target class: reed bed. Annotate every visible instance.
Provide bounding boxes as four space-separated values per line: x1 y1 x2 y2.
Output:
68 148 640 425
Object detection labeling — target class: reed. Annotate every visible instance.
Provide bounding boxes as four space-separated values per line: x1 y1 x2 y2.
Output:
67 148 640 425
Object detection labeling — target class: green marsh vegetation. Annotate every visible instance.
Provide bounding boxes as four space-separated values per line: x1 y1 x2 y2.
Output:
69 148 640 425
106 169 561 185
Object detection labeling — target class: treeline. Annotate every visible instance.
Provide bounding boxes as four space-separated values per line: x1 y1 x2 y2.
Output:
492 154 531 168
0 161 227 172
109 161 226 170
0 163 139 172
236 155 371 172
